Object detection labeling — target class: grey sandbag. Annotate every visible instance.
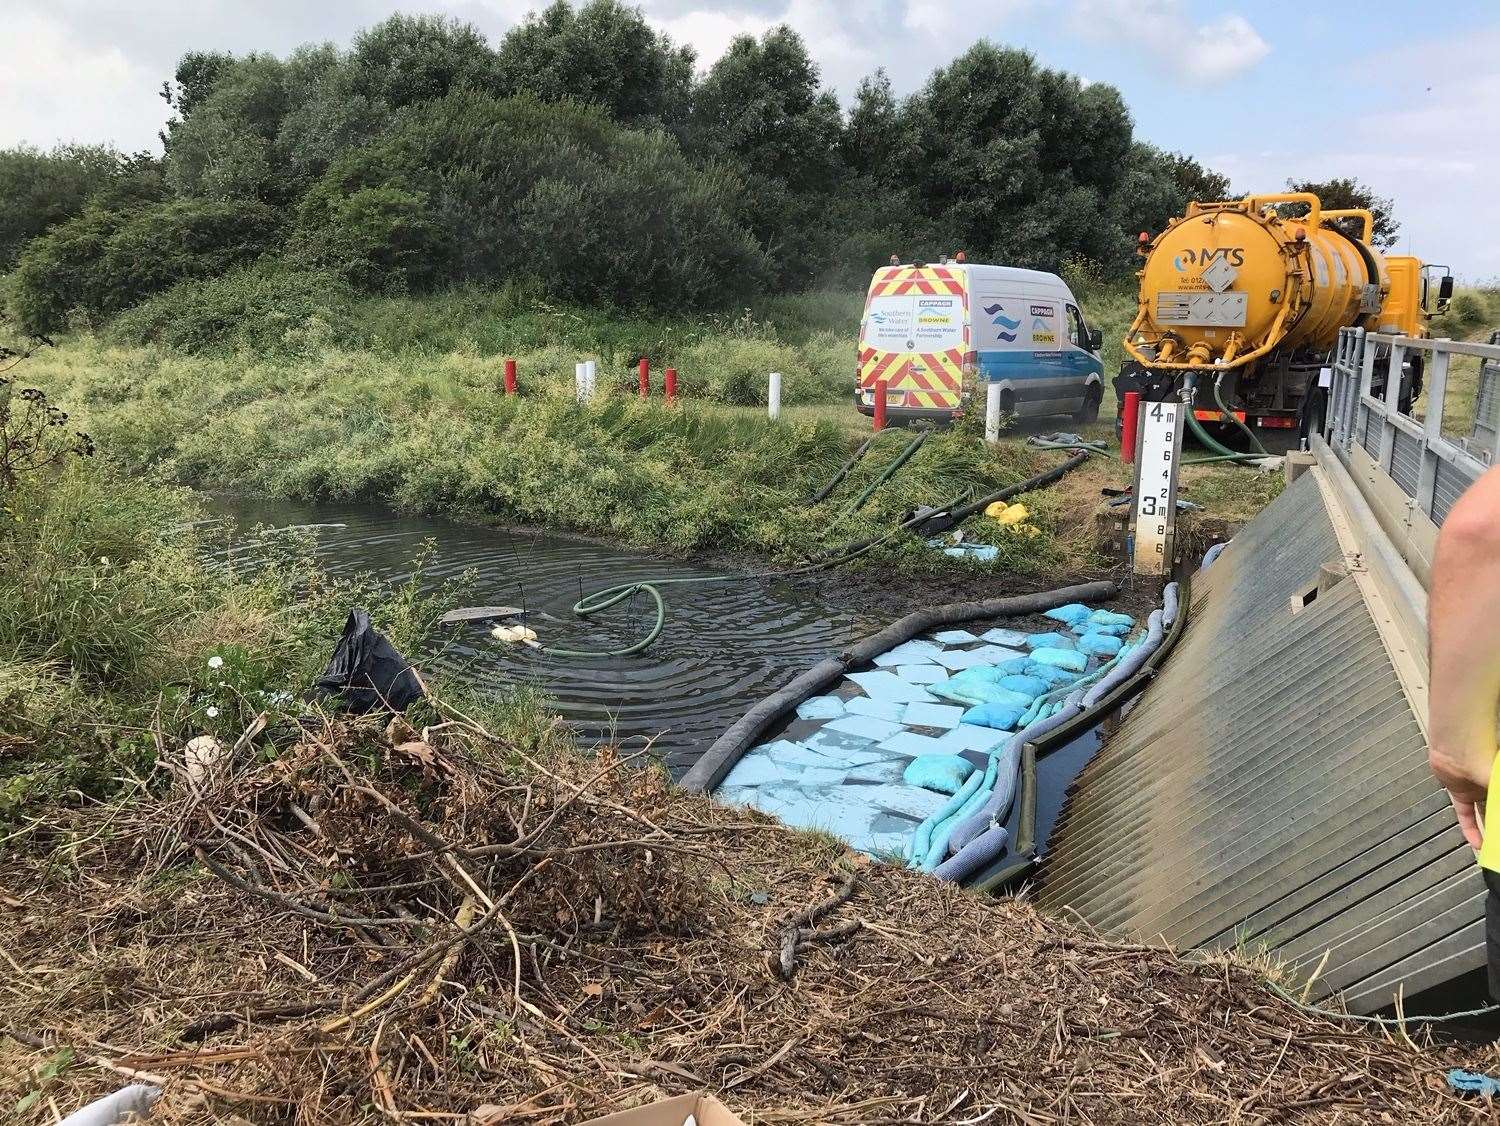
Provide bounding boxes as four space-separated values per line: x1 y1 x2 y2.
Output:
315 608 425 714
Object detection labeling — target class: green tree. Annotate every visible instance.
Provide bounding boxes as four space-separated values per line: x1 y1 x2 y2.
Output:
308 92 766 309
690 26 846 287
1114 143 1233 242
0 145 123 268
496 0 694 131
347 14 501 109
11 200 283 333
902 43 1134 270
1283 176 1399 249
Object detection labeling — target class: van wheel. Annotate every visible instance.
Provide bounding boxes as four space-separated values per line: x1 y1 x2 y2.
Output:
1074 384 1103 424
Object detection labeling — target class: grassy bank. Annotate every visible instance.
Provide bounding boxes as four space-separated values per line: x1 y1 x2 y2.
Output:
0 455 565 825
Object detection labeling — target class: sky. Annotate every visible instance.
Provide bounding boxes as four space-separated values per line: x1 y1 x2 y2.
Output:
5 0 1498 278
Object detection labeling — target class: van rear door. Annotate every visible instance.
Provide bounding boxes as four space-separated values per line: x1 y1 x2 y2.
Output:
858 266 968 413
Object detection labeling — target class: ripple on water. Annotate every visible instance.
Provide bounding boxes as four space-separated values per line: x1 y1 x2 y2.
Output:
207 496 880 775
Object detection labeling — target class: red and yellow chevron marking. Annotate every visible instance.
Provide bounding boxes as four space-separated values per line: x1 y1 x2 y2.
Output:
867 265 968 301
859 346 964 409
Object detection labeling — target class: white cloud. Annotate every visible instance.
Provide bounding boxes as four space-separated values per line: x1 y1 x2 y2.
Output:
0 9 164 150
1207 28 1500 280
1070 0 1270 83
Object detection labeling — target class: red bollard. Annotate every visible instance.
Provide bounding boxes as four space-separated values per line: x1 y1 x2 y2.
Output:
503 357 518 396
1121 390 1140 464
664 367 677 403
638 357 650 398
873 378 888 431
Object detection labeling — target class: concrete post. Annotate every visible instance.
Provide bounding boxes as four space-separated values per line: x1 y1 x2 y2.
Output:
985 381 1003 444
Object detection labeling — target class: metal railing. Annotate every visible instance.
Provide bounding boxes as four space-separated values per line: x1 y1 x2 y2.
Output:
1325 327 1500 529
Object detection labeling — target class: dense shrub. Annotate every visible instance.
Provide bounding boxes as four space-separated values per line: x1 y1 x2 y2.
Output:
11 199 284 333
307 92 768 310
109 265 356 355
0 144 124 269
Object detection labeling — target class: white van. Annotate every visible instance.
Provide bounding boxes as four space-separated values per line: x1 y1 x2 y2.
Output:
856 261 1105 424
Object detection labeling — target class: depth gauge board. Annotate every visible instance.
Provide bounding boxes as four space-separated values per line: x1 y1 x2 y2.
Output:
1132 401 1185 575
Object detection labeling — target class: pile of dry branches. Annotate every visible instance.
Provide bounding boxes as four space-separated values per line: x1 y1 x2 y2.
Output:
1 703 1494 1123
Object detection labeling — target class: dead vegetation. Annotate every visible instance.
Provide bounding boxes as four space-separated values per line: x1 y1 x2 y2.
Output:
1 703 1493 1124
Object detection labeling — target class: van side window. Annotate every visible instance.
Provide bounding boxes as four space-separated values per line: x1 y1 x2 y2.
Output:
1066 304 1087 348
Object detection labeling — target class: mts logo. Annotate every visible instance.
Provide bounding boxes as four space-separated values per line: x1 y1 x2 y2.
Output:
1173 247 1246 270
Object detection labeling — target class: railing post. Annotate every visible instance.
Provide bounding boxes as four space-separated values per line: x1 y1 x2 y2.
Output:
638 357 649 398
1418 340 1451 518
664 367 678 404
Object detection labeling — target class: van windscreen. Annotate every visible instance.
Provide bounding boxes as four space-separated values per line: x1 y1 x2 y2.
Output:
862 292 964 353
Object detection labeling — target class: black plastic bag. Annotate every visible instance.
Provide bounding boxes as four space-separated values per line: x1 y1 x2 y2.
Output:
314 609 425 714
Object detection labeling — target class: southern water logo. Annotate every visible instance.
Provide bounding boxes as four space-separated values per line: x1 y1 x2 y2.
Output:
982 302 1021 342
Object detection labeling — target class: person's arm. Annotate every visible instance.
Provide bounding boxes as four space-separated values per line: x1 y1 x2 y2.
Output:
1429 464 1500 850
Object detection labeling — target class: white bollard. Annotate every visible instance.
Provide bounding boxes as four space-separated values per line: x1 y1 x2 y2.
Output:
584 359 597 401
575 362 587 404
984 380 1002 444
768 371 782 420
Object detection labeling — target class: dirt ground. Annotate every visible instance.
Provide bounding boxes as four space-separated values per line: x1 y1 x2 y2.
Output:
2 708 1495 1124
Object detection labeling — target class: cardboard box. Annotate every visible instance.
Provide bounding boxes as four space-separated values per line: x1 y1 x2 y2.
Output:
579 1093 747 1126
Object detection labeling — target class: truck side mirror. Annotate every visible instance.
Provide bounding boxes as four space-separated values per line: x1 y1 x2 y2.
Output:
1438 275 1455 307
1088 327 1103 351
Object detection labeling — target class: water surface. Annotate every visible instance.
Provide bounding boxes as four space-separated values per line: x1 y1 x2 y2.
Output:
209 496 879 774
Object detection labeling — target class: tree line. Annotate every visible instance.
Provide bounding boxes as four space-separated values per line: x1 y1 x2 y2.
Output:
4 1 1262 334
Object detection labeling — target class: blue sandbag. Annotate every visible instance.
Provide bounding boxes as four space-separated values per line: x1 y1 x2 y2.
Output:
1088 609 1133 628
929 668 1033 708
997 673 1049 698
1024 661 1082 687
902 754 976 794
1043 603 1093 627
1030 647 1088 672
922 754 998 872
1088 621 1131 637
997 657 1032 675
907 765 986 866
1025 631 1075 650
961 701 1025 731
1076 633 1123 658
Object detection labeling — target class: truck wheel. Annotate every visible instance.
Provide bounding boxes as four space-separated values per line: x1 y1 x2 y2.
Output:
1074 384 1102 424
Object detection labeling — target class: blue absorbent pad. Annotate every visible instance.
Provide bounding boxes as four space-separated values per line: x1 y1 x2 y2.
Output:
1088 621 1131 637
795 695 846 721
896 663 947 685
847 670 939 704
997 656 1033 675
961 701 1025 731
1026 631 1076 650
1077 632 1123 657
1030 647 1088 672
845 696 906 722
939 723 1012 753
1043 603 1093 627
933 628 979 645
826 714 906 742
981 627 1030 648
903 701 965 730
903 754 976 794
877 730 952 758
931 648 994 671
943 545 999 563
1089 609 1134 628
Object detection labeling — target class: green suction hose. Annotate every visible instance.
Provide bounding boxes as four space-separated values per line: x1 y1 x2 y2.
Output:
1212 372 1270 456
845 430 928 513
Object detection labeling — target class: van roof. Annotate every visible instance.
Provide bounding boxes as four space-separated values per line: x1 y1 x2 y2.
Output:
879 263 1069 289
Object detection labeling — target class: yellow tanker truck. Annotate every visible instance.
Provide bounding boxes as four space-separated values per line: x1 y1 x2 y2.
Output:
1115 191 1453 442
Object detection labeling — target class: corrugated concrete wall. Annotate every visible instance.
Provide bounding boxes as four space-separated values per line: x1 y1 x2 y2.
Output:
1037 470 1484 1014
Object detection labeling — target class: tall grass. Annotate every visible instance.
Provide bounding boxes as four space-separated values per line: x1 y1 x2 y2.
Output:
0 461 474 823
19 330 1076 571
